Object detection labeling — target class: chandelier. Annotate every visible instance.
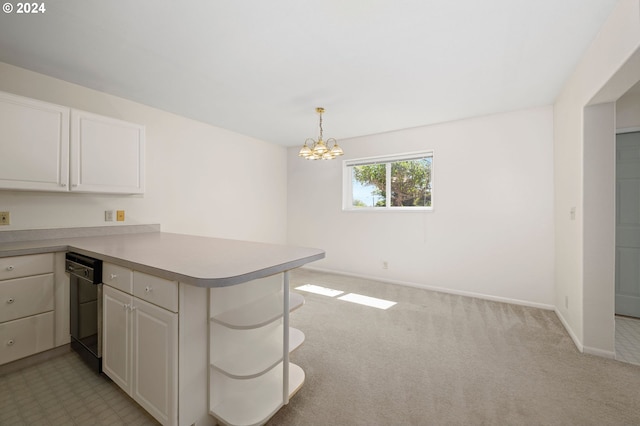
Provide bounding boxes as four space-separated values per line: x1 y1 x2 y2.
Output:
298 107 344 160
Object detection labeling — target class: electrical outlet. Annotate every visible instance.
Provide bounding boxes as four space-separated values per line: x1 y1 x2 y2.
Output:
0 211 10 226
382 261 389 269
105 210 114 222
116 210 125 222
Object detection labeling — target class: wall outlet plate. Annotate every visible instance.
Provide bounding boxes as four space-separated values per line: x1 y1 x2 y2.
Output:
0 211 10 225
105 210 114 221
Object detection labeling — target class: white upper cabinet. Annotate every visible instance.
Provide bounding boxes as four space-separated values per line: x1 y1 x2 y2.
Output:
0 91 145 194
0 91 70 191
70 110 145 194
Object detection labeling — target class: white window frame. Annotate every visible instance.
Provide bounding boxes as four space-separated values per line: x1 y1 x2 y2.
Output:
342 151 433 211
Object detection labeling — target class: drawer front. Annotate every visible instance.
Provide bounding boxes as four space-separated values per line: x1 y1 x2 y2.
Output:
133 271 178 312
0 311 55 365
103 263 133 294
0 253 54 281
0 274 54 322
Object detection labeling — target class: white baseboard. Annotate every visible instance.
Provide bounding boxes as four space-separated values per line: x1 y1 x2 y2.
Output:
583 346 616 359
301 266 555 311
553 307 584 353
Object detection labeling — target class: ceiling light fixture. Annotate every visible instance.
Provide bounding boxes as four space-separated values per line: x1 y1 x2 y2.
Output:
298 107 343 160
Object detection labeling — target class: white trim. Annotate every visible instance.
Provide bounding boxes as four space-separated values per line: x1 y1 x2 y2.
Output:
344 150 433 167
584 346 616 359
302 265 555 311
554 308 584 353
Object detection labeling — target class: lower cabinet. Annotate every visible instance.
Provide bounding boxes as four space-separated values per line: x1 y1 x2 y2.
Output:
103 284 178 426
0 253 57 366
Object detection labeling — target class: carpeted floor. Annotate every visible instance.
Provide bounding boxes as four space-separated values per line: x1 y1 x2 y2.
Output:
269 269 640 425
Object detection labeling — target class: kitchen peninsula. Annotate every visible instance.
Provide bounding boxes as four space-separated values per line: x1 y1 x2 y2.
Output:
0 227 325 426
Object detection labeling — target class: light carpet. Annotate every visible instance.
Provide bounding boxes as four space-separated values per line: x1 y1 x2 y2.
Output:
269 269 640 425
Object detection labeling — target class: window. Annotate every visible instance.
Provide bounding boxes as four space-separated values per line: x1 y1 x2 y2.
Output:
343 151 433 210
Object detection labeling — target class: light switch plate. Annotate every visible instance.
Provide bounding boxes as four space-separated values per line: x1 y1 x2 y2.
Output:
116 210 125 221
0 211 10 225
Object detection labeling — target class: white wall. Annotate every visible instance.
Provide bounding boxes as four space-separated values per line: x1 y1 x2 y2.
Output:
583 103 616 357
553 0 640 352
0 62 288 244
617 89 640 129
288 106 555 307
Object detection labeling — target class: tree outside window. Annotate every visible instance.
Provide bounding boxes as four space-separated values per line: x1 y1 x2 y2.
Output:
346 153 432 210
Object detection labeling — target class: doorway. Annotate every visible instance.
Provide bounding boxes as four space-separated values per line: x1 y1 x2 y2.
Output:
615 130 640 365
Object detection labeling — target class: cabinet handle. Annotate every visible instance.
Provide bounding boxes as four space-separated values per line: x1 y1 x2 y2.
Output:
6 297 14 304
144 286 152 293
110 274 117 280
6 265 14 271
60 183 67 187
123 303 137 311
6 339 14 346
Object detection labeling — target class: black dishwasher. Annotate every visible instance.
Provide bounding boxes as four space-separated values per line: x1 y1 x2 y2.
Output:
66 252 103 372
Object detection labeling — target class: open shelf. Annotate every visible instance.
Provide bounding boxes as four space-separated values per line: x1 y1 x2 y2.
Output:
211 327 305 379
211 291 304 330
209 273 306 425
210 363 305 426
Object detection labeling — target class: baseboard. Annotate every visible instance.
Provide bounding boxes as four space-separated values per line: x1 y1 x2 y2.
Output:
552 309 617 358
553 308 584 353
301 266 556 311
0 344 71 376
583 345 616 359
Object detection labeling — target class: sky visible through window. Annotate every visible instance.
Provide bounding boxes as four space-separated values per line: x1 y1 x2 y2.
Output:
352 179 380 207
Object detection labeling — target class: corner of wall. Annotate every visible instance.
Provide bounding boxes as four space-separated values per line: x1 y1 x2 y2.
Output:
553 307 584 353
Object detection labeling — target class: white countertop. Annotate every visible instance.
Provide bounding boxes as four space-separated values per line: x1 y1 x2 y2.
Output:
0 231 325 287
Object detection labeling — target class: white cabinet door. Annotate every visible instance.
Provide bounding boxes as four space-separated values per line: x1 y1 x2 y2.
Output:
132 297 178 426
103 285 133 393
0 91 69 191
70 109 145 194
103 283 178 426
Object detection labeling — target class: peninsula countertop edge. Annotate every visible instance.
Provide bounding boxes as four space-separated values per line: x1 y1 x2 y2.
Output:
0 231 326 287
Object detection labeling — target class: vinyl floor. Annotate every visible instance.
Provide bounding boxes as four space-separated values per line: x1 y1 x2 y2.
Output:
616 315 640 365
0 350 158 426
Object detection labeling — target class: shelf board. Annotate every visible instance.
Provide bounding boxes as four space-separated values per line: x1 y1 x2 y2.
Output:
210 363 305 426
211 328 305 379
211 292 304 329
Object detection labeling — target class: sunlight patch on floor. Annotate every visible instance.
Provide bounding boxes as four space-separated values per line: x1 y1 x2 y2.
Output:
296 284 397 310
295 284 344 297
338 293 397 310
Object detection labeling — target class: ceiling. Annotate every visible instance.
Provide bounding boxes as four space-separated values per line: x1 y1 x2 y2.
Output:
0 0 620 146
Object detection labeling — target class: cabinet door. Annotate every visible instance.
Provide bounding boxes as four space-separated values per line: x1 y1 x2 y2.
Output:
0 91 70 191
102 285 133 393
132 297 178 426
70 109 145 194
